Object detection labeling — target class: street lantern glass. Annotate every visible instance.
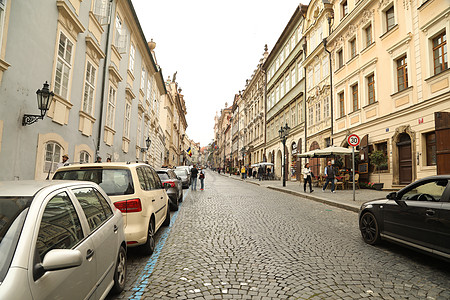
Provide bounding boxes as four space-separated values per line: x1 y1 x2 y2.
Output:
145 137 151 149
36 81 54 117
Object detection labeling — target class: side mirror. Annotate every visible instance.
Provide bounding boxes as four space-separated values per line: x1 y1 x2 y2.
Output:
35 249 82 280
177 176 181 180
386 192 397 200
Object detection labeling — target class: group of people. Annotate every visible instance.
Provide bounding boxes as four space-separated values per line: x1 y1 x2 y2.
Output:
240 165 271 181
302 160 337 193
189 164 205 191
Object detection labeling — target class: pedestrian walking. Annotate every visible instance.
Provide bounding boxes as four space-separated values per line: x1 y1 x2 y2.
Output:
302 163 314 193
258 165 264 181
56 154 70 169
241 165 246 179
190 164 199 190
199 169 205 190
322 160 336 193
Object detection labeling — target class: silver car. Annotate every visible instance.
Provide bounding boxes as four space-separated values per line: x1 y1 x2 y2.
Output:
0 180 126 300
174 168 190 189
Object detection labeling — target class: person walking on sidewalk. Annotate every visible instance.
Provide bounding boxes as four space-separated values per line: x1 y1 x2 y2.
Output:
302 163 314 193
258 165 264 181
190 165 199 190
199 169 205 190
241 165 246 179
322 161 336 193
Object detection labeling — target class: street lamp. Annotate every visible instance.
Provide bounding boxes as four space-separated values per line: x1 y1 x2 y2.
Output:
22 81 54 126
279 123 290 187
140 137 151 152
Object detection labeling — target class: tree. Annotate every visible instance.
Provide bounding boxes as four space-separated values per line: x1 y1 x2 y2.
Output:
369 150 387 183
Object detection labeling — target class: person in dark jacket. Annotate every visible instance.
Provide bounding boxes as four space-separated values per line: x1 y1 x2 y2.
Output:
190 165 199 190
322 160 336 193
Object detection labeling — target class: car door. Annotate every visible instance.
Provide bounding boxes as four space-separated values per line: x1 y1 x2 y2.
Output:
144 167 166 229
71 186 118 299
29 190 97 300
433 182 450 255
383 178 447 250
169 170 182 198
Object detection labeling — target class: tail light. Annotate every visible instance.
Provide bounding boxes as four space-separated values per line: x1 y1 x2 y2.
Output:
165 181 176 188
114 198 142 213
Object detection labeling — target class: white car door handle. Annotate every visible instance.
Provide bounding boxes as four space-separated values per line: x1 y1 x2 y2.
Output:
152 199 155 202
86 249 95 260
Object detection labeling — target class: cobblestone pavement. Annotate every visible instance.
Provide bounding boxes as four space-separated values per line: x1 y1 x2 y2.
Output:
109 170 450 300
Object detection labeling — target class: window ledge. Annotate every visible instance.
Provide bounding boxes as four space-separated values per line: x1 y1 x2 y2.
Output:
0 58 11 72
390 85 413 97
360 42 375 55
348 109 361 117
336 115 347 121
362 101 378 110
380 24 399 40
346 54 359 65
335 65 345 75
424 67 450 82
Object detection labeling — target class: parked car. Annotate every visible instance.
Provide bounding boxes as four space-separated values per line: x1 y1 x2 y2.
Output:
176 165 191 176
359 175 450 261
53 162 170 255
174 168 190 189
157 169 183 211
0 180 126 299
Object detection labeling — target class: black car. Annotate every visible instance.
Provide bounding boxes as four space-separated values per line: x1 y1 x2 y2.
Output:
157 169 183 211
359 175 450 261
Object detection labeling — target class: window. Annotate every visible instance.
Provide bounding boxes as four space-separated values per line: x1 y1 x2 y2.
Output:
291 107 296 126
314 63 320 84
115 14 123 47
281 79 285 96
315 102 321 123
365 25 372 47
275 86 279 102
386 6 395 32
308 69 313 89
44 142 62 173
298 102 303 123
337 49 344 68
309 106 314 125
93 0 109 23
350 39 357 58
352 84 359 111
146 78 151 102
324 97 330 118
291 68 296 87
297 60 303 81
341 0 348 19
36 193 83 261
137 114 142 147
73 187 112 231
396 56 408 92
425 132 436 166
106 86 116 128
339 92 345 117
140 68 146 91
432 32 448 75
286 74 290 92
400 179 448 202
129 43 135 73
375 142 388 171
124 101 131 138
322 56 328 77
54 32 73 99
82 61 96 115
0 0 7 48
367 74 375 104
79 151 91 163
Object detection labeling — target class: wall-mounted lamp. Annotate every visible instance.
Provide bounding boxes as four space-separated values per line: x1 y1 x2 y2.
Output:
140 137 151 152
22 81 54 126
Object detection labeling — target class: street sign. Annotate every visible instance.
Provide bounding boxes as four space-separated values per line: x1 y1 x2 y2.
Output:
347 134 360 147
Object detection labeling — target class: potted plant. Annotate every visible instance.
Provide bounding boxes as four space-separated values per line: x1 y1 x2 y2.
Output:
369 150 387 190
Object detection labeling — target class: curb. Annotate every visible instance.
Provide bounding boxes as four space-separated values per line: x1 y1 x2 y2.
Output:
219 173 359 213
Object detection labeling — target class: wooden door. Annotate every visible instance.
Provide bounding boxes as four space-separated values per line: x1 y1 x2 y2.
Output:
398 134 412 184
435 112 450 175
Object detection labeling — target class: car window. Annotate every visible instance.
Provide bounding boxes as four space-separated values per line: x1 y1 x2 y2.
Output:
136 167 150 190
174 169 187 177
400 179 448 201
157 172 170 181
151 169 163 189
0 196 33 282
144 167 157 190
36 192 83 261
53 169 134 195
168 170 176 179
93 189 113 217
72 187 112 232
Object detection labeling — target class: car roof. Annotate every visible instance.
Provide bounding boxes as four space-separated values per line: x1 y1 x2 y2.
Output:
0 180 96 197
55 162 150 171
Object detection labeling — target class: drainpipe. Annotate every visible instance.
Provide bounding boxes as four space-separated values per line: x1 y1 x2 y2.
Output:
96 0 114 156
263 69 267 162
323 37 333 146
302 42 307 154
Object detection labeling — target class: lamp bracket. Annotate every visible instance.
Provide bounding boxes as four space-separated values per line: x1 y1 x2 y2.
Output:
22 114 44 126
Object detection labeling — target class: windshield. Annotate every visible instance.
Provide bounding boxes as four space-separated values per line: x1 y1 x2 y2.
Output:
53 169 134 196
174 170 186 177
157 173 170 181
0 197 33 282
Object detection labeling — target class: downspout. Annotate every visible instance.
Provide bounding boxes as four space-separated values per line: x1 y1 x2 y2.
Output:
323 37 333 146
96 0 114 156
263 69 267 162
302 42 307 153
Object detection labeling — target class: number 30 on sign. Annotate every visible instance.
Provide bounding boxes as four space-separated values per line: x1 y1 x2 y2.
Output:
347 134 360 147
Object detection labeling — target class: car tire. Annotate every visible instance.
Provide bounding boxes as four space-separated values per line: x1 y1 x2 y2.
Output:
141 220 155 255
179 190 183 202
111 246 127 294
163 205 171 226
359 211 381 245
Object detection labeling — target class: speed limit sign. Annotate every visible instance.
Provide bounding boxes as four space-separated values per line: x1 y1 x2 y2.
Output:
347 134 360 147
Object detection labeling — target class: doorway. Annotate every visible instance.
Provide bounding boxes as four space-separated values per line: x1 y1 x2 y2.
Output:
397 133 412 184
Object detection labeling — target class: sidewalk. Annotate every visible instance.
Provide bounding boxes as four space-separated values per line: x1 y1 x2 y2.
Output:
219 172 389 213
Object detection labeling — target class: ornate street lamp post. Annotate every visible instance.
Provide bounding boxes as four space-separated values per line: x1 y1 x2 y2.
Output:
279 123 290 187
22 82 54 126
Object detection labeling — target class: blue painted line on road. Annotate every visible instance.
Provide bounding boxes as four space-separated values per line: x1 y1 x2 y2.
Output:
128 190 189 300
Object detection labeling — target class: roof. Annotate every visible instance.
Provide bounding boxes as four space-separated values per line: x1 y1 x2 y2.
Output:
55 162 148 171
0 180 95 197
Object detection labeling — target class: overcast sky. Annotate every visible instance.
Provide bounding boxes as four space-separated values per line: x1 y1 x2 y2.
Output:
131 0 309 147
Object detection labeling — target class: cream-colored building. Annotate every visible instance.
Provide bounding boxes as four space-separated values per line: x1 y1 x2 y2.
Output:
327 0 449 188
263 5 308 180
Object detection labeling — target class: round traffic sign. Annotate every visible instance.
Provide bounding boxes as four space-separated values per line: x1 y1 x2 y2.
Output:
347 134 360 147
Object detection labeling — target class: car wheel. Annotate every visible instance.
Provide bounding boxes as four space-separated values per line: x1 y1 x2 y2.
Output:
359 211 381 245
141 220 155 255
178 190 183 202
111 246 127 294
163 205 171 226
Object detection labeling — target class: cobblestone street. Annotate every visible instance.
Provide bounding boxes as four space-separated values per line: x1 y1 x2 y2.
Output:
110 170 450 300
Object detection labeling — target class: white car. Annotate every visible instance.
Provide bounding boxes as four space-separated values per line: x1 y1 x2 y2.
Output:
0 180 126 300
53 162 170 255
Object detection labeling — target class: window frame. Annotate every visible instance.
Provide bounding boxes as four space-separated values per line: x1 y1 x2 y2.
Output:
54 31 74 99
82 60 96 115
367 74 375 105
106 85 116 129
351 84 359 112
396 55 408 92
339 92 345 118
432 31 448 75
385 5 395 32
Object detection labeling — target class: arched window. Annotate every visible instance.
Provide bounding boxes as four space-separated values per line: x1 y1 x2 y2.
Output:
44 142 62 173
80 151 91 163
